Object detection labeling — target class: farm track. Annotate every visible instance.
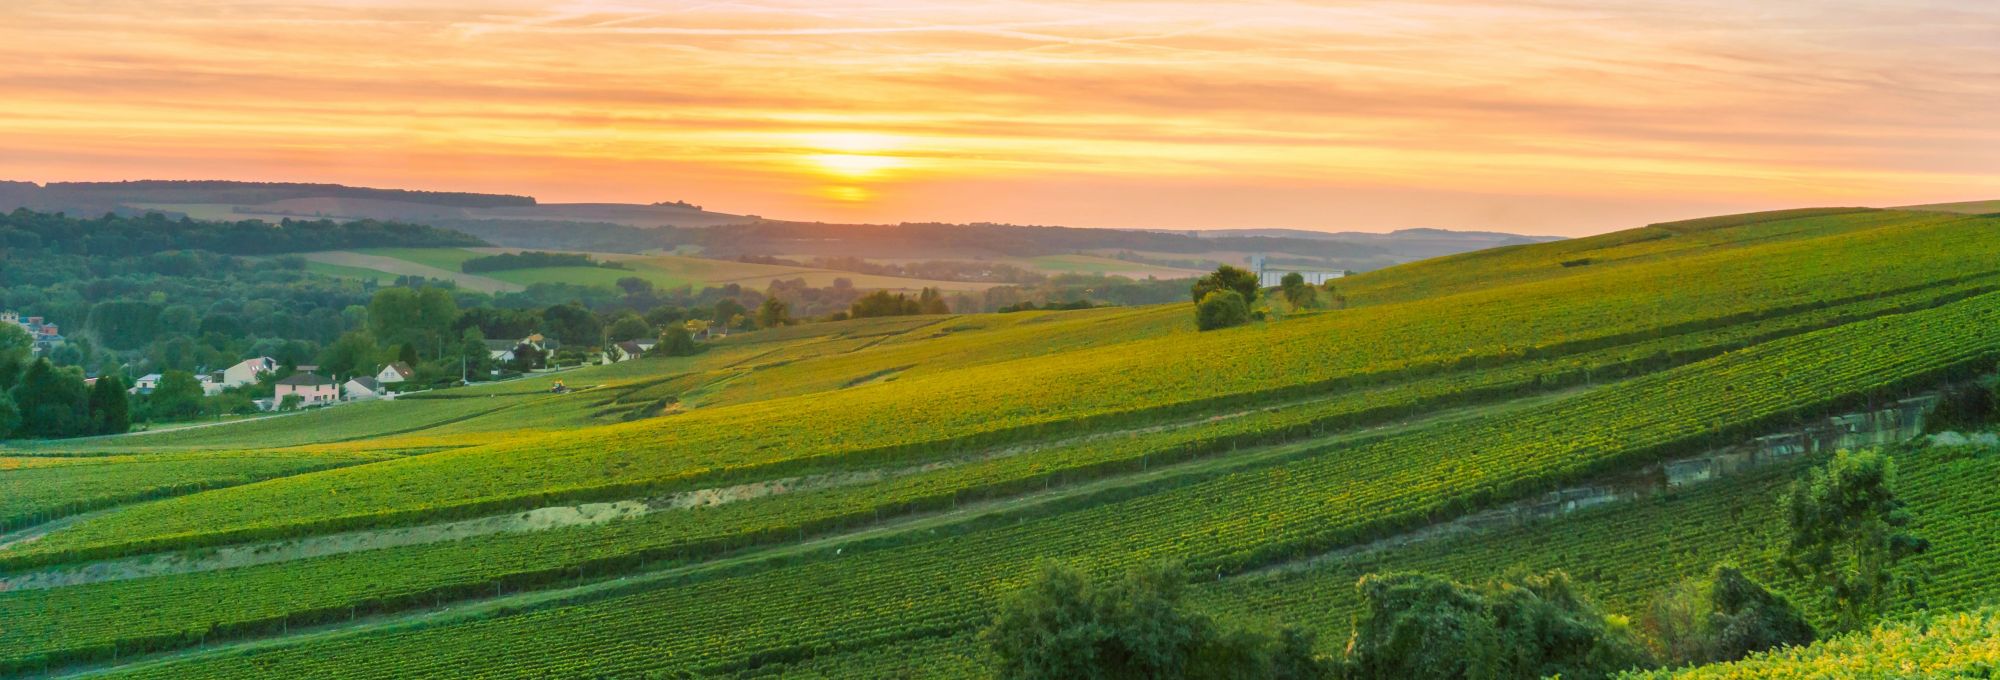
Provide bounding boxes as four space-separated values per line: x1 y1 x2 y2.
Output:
0 382 1579 591
31 389 1577 679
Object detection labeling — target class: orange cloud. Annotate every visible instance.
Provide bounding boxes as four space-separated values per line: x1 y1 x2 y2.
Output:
0 0 1994 235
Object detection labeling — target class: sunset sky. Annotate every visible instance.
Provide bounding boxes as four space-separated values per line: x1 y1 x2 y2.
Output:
2 1 1995 235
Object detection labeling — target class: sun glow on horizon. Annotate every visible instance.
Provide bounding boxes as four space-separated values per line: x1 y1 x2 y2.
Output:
1 1 1995 235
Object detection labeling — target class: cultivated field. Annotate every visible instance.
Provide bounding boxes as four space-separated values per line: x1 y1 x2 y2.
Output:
5 207 1999 678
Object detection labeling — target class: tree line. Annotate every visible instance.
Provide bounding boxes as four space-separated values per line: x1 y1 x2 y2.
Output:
985 449 1932 679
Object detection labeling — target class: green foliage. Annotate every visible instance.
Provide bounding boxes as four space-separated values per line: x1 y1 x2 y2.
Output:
278 394 304 411
1280 272 1319 310
147 370 207 422
1643 566 1813 666
918 286 952 315
317 330 380 379
1780 450 1929 632
982 562 1332 680
540 303 602 347
88 373 132 435
756 298 792 329
1343 571 1653 680
849 290 923 318
8 359 91 438
1195 290 1249 331
0 324 29 391
0 389 18 438
1191 265 1259 305
367 287 458 361
1619 606 2000 680
460 251 616 273
604 313 653 343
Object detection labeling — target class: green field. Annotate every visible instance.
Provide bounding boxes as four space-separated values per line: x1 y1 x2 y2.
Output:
7 207 2000 678
306 248 996 293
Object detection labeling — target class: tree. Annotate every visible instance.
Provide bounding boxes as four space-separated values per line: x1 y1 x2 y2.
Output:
0 324 30 391
9 359 92 438
1343 571 1652 680
917 287 951 314
88 373 132 435
456 327 492 380
654 326 700 357
1195 290 1249 331
1644 565 1813 665
278 393 304 411
368 286 458 360
712 298 749 326
1781 450 1929 632
148 370 207 421
1280 272 1318 310
1191 265 1259 305
983 562 1334 680
850 290 921 318
318 330 381 379
541 303 603 348
756 298 792 329
606 313 653 343
615 276 654 296
0 390 18 439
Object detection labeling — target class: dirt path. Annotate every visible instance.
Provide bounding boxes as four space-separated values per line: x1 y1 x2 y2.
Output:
1 383 1589 592
37 390 1572 679
303 251 522 293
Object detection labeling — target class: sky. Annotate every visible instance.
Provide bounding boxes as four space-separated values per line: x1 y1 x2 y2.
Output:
1 1 1995 236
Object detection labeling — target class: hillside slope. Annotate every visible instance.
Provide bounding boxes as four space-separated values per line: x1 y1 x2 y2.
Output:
3 206 1998 678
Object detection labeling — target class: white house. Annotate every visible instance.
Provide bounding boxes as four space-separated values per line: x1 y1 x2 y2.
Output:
343 376 384 401
275 372 339 407
198 374 226 397
376 362 415 385
130 373 163 395
222 357 278 388
1249 255 1347 288
611 340 646 362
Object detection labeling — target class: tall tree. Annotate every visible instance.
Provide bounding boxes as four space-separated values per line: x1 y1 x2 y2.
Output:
148 370 207 421
1781 450 1929 631
605 313 654 342
0 324 30 391
88 374 132 435
1190 265 1259 305
756 298 792 329
9 359 91 438
654 326 700 357
0 389 18 439
917 287 951 314
1280 272 1318 309
318 330 381 379
541 303 603 347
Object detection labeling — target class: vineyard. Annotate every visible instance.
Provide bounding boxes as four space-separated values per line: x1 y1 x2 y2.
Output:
1620 606 2000 679
3 207 1999 678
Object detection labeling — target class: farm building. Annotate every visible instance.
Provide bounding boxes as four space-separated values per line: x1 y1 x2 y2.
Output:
1248 256 1347 288
344 376 384 401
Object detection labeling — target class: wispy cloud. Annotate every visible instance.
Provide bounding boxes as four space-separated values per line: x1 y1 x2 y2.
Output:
0 0 1994 234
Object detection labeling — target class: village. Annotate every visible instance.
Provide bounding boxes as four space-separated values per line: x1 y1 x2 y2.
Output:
5 308 667 415
121 332 666 412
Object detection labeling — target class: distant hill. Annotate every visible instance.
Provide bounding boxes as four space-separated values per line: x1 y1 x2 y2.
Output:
1898 199 2000 215
0 179 1555 272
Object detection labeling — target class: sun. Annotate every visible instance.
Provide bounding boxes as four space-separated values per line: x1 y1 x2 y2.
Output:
807 153 905 179
791 131 912 180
